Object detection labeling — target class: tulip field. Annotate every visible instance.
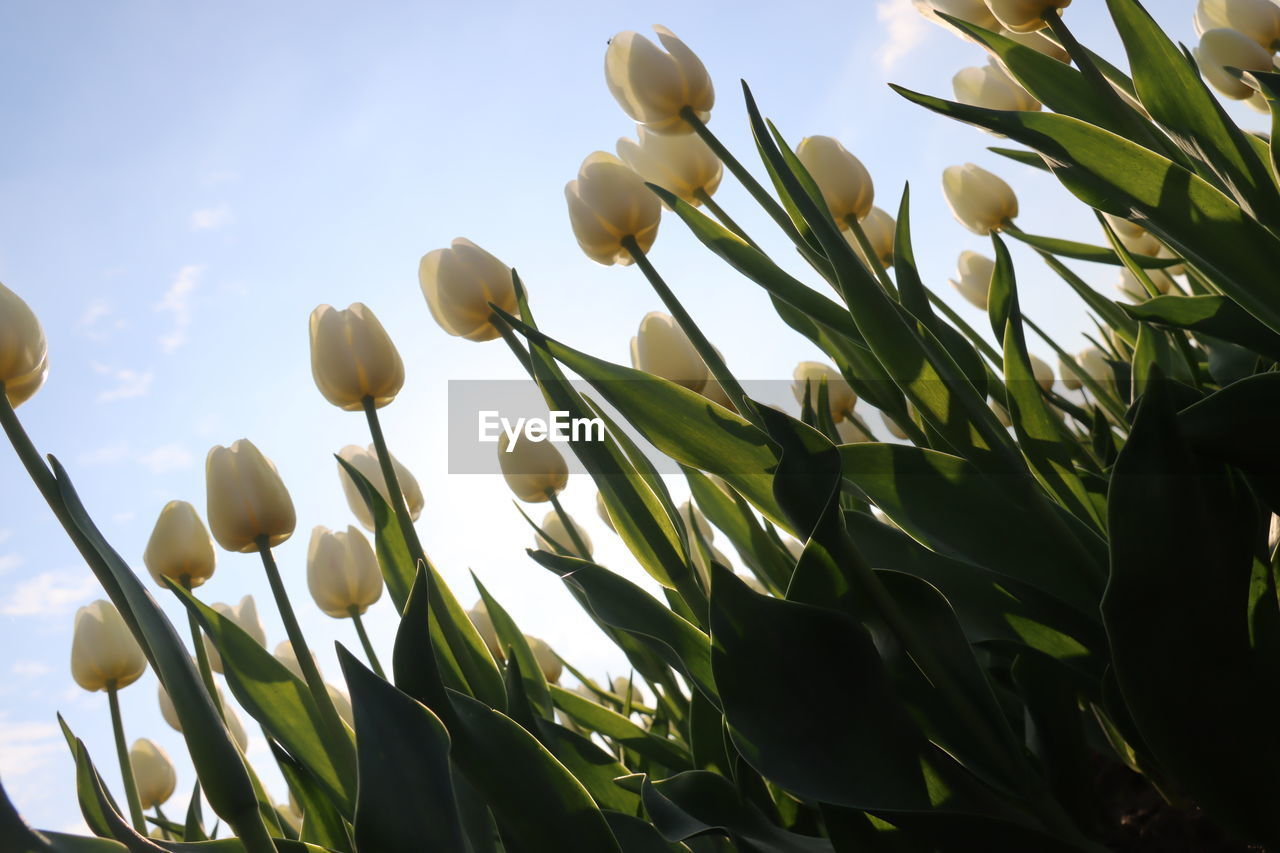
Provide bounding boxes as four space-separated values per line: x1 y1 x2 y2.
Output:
5 0 1280 850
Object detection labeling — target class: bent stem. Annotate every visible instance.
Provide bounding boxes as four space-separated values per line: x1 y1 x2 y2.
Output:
361 396 431 578
349 608 385 679
107 682 147 834
621 236 762 430
546 490 590 559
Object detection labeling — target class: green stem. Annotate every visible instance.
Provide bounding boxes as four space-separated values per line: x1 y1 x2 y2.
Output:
361 397 432 579
154 806 170 840
108 683 147 834
843 214 897 297
694 189 759 249
257 539 345 736
184 586 224 719
490 311 535 375
622 236 762 430
546 490 590 559
926 289 1002 366
349 608 385 679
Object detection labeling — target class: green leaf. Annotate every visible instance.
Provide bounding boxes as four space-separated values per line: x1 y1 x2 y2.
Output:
337 645 466 853
1122 294 1280 363
30 835 127 853
473 574 552 718
685 467 791 594
530 714 640 815
601 812 690 853
990 146 1050 171
1003 229 1180 268
550 685 692 771
334 456 414 612
270 746 350 853
181 783 207 843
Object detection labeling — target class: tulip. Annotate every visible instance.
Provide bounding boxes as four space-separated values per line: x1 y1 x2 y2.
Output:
950 251 996 310
419 238 519 343
617 127 722 205
0 283 48 408
953 61 1041 111
1028 353 1054 391
795 136 874 224
990 399 1014 427
1079 347 1114 385
913 0 1001 29
782 537 805 561
1102 213 1147 242
205 595 266 674
328 684 354 729
206 440 295 553
836 418 874 443
845 206 896 267
883 412 910 440
129 739 176 809
1157 245 1186 277
525 635 562 683
791 362 857 422
943 164 1018 234
306 526 383 618
71 600 147 692
1117 268 1175 302
999 28 1070 61
630 311 707 391
596 491 616 532
1195 28 1274 99
565 152 661 265
467 600 503 661
1195 0 1280 49
308 303 404 411
498 433 569 503
604 26 714 135
158 683 249 750
679 500 715 545
142 501 216 589
274 641 321 683
986 0 1072 33
700 375 734 410
1059 354 1083 391
536 510 593 559
337 444 424 532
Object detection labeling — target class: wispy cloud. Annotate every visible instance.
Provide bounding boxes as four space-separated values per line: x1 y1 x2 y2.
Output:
877 0 929 73
0 554 24 575
78 441 130 465
191 203 234 231
77 299 120 341
92 363 154 402
11 660 50 677
157 265 202 352
137 443 193 473
0 716 63 780
1 571 98 616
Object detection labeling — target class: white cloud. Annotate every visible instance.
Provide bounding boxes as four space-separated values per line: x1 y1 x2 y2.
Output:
191 203 234 231
1 571 98 616
157 265 202 352
11 660 50 677
0 716 62 780
136 443 192 474
92 363 153 402
77 299 117 340
877 0 929 73
78 441 130 465
0 554 23 575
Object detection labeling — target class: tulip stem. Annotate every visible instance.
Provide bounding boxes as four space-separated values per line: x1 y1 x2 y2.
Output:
924 290 1002 367
184 590 224 719
843 215 897 298
257 540 346 738
107 682 147 834
490 313 535 375
546 490 591 559
154 806 170 840
349 609 385 679
694 190 759 249
621 236 762 431
361 397 433 584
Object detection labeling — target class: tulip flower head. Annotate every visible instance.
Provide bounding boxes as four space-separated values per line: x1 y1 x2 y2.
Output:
791 362 857 422
336 444 424 532
158 682 249 750
274 641 320 683
1028 353 1055 391
605 26 714 135
950 251 996 310
679 500 715 545
206 440 295 553
846 206 896 267
836 418 874 443
952 60 1041 111
1079 347 1115 385
71 600 148 692
943 164 1018 235
328 683 354 729
306 525 384 618
913 0 1001 30
205 595 266 674
990 399 1014 427
536 510 593 559
565 152 661 265
883 412 910 440
0 282 49 408
1059 354 1084 391
419 238 519 343
498 432 569 502
1195 28 1274 100
143 500 216 589
999 28 1070 61
129 739 176 809
795 135 875 224
468 600 503 661
985 0 1072 33
1116 268 1175 302
630 311 707 391
525 635 563 683
309 303 404 411
1195 0 1280 49
617 127 722 205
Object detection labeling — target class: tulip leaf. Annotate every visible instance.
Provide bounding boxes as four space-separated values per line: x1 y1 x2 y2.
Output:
684 467 792 594
1003 229 1180 268
990 146 1050 172
269 746 350 853
31 835 128 853
1122 294 1280 363
530 714 640 815
445 690 623 853
550 685 692 771
167 583 357 818
337 645 466 853
600 812 690 853
472 573 553 719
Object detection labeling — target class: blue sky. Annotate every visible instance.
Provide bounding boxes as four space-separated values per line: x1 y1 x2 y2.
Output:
0 0 1235 833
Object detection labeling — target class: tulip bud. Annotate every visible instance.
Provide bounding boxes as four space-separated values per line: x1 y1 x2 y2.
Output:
617 127 722 205
950 251 996 310
129 739 176 809
307 526 384 618
308 303 405 411
883 412 909 440
158 683 249 750
419 238 519 343
71 600 147 692
999 28 1070 61
1028 353 1054 391
990 399 1014 427
1117 268 1174 302
497 433 569 503
605 26 714 135
143 501 216 590
274 641 320 683
791 362 857 422
912 0 1001 30
630 311 707 391
205 595 266 674
1156 245 1186 277
1079 347 1114 385
1195 28 1274 99
0 283 49 409
679 500 715 545
535 511 593 559
467 600 503 661
336 444 424 532
1102 213 1147 242
565 152 661 266
836 418 874 443
699 375 734 410
1059 354 1083 391
943 164 1018 235
985 0 1072 33
206 440 295 553
795 136 874 224
328 684 354 729
525 635 562 683
1195 0 1280 50
953 60 1041 111
845 206 896 267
